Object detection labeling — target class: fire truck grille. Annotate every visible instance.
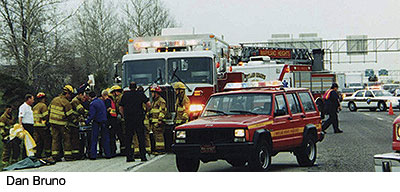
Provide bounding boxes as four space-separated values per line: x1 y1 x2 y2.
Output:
186 128 234 144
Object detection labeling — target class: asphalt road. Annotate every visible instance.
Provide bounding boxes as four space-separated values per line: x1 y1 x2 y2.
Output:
136 108 398 172
8 108 398 172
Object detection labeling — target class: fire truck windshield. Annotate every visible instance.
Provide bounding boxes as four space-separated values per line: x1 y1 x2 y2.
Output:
168 57 213 84
123 59 165 86
202 93 272 117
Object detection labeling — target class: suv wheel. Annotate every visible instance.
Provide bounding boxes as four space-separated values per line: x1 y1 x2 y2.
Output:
295 135 317 167
378 102 387 111
226 159 247 167
348 102 357 112
176 155 200 172
249 140 271 171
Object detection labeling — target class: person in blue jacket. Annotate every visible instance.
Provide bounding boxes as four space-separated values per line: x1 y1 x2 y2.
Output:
85 91 111 160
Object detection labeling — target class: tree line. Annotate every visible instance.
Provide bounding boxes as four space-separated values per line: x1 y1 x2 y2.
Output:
0 0 176 107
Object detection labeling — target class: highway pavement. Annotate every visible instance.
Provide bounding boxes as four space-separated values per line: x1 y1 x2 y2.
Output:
10 108 398 172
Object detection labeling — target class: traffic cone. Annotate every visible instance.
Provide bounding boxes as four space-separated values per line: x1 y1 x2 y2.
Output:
389 102 394 115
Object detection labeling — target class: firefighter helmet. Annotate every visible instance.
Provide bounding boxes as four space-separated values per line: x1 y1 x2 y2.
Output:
63 85 74 93
173 82 186 90
110 85 122 93
36 92 46 99
106 88 113 96
150 85 162 93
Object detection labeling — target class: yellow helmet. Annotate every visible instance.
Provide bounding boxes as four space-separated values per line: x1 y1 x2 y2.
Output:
173 82 186 90
63 85 74 93
106 88 113 96
36 92 46 99
110 85 122 93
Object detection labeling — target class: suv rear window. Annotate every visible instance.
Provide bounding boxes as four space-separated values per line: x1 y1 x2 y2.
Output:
286 93 302 114
298 92 316 112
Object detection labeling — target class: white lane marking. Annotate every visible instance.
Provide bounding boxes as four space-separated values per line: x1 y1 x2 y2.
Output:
377 117 384 121
129 154 167 172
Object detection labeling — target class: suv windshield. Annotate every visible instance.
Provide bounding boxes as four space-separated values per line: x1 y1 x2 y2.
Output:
372 90 392 97
202 93 272 117
168 57 213 84
123 59 165 86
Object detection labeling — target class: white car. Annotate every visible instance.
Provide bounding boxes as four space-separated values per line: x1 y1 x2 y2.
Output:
342 89 400 112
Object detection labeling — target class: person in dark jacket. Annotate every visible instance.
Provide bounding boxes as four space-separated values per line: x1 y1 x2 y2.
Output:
85 91 111 159
119 82 150 162
322 83 343 133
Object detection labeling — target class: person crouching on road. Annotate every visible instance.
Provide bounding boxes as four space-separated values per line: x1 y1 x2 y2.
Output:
1 105 18 165
85 91 111 160
33 92 51 158
322 83 343 134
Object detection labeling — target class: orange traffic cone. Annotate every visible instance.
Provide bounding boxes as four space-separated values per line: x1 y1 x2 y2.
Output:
389 102 394 115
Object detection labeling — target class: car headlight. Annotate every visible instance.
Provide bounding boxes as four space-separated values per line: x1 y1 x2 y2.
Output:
189 104 203 112
176 130 186 139
234 129 245 137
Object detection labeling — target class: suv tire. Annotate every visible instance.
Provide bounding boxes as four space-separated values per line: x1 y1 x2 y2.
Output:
348 102 357 112
378 101 387 111
226 159 247 167
295 134 317 167
249 139 271 171
176 155 200 172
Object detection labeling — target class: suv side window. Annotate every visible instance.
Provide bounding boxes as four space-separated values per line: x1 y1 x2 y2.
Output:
365 91 373 97
298 92 316 112
274 94 288 116
287 93 302 114
355 91 364 97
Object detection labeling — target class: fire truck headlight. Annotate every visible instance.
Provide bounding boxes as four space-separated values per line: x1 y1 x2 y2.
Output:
234 129 245 137
176 131 186 139
189 104 203 112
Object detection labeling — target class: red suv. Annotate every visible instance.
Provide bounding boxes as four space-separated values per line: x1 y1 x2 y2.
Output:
172 82 324 171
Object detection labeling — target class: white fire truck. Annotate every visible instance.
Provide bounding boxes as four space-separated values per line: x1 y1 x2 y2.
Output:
120 29 242 120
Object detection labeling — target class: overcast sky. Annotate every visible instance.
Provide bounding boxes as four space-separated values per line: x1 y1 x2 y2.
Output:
67 0 400 72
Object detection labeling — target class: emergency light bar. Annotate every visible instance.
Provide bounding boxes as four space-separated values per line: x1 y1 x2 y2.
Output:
224 81 283 90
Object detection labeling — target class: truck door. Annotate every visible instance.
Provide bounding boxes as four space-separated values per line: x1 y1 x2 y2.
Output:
271 94 292 150
286 92 305 146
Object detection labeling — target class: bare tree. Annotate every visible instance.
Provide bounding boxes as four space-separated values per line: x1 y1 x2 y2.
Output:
122 0 176 38
73 0 126 90
0 0 74 94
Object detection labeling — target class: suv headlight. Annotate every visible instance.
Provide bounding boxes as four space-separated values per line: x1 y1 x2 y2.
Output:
234 129 245 137
397 124 400 140
176 130 186 139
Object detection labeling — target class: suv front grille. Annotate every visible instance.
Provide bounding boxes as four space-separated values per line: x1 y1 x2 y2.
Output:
186 128 235 144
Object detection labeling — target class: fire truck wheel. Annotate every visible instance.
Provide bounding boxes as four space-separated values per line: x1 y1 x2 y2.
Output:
348 102 357 112
249 139 271 171
176 155 200 172
226 159 247 167
295 135 317 167
378 102 387 111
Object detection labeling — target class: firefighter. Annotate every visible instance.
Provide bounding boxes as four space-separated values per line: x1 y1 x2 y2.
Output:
49 85 75 161
134 86 151 157
110 85 126 155
69 90 88 160
148 85 167 154
0 105 18 165
173 82 190 126
32 92 51 158
105 88 118 157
